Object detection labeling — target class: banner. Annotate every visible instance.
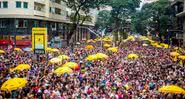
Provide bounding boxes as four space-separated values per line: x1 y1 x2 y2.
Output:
32 28 47 54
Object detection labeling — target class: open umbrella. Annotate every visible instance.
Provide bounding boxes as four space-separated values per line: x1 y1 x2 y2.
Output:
58 55 70 60
54 67 73 75
96 53 108 59
1 78 27 91
14 48 22 52
178 55 185 65
107 47 118 53
103 44 111 48
49 57 62 64
85 55 97 61
62 62 78 69
158 85 185 94
85 45 94 50
127 54 139 59
0 49 5 54
13 64 31 71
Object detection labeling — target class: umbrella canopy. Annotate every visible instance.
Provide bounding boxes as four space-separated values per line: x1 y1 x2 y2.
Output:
0 49 5 54
13 64 31 71
158 85 185 94
62 62 78 69
87 39 95 43
85 55 97 61
96 53 108 59
52 48 60 52
107 47 118 53
103 44 111 48
85 45 94 50
1 78 27 91
127 54 139 59
49 57 62 64
178 55 185 60
58 55 70 60
54 67 73 75
170 52 180 57
14 48 22 52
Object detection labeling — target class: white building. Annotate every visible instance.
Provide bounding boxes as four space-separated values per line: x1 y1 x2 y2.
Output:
0 0 95 47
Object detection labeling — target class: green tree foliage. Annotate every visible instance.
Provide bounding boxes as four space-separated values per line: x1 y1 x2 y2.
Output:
61 0 108 44
131 0 170 36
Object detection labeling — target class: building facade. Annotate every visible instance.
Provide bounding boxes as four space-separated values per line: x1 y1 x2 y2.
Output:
0 0 94 48
175 0 185 46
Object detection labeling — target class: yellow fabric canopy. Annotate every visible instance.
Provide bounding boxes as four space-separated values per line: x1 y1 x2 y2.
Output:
85 45 94 49
62 62 78 69
1 78 27 91
13 64 31 71
49 57 62 64
58 55 70 60
158 85 185 94
0 49 5 54
127 54 139 59
85 55 97 61
103 44 111 48
96 53 109 59
107 47 118 53
170 52 180 57
14 48 22 52
54 67 73 75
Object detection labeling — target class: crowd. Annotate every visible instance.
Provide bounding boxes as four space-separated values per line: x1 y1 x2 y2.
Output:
0 38 185 99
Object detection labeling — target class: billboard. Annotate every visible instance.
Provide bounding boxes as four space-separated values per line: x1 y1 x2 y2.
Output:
32 28 47 54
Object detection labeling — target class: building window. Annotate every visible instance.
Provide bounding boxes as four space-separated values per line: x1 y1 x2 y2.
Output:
3 1 8 8
23 2 28 8
0 20 7 28
0 2 1 8
50 7 55 14
15 19 28 28
16 1 21 8
33 21 39 27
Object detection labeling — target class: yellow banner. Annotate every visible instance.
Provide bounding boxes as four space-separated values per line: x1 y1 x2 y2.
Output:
32 28 47 52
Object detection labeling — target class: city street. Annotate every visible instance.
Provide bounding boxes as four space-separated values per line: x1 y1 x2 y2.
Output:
0 36 185 98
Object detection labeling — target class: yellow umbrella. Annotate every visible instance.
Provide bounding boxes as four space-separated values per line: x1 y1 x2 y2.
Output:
85 55 97 61
14 48 22 52
95 53 108 59
0 49 5 54
155 44 162 48
107 47 118 53
127 36 135 41
103 44 111 48
1 78 27 91
13 64 31 71
158 85 185 94
178 55 185 65
127 54 139 59
52 48 60 52
170 52 180 62
46 47 53 52
62 62 78 69
58 55 70 60
170 52 179 56
54 67 73 75
87 39 95 43
49 57 62 64
85 45 94 50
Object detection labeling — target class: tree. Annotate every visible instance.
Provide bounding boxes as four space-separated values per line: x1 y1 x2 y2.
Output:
95 10 112 30
62 0 108 44
131 0 171 38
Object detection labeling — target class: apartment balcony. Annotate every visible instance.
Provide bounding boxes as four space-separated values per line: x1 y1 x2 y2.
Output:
34 0 45 5
34 10 46 17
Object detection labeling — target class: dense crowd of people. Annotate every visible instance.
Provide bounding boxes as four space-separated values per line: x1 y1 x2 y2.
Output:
0 38 185 99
